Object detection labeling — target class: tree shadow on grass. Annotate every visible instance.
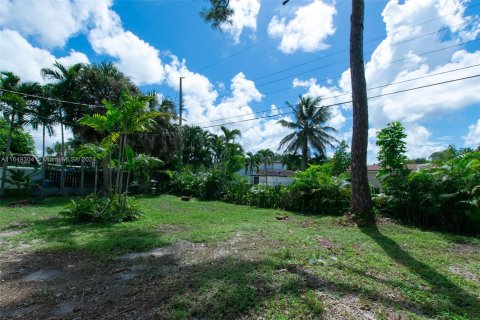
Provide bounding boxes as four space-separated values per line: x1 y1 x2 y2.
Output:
8 216 171 254
360 225 480 318
0 252 435 320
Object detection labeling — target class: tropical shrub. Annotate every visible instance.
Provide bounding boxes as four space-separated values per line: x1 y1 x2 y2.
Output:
375 151 480 234
61 195 143 223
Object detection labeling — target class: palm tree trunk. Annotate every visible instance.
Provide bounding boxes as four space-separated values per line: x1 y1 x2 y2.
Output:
94 159 98 197
302 138 308 171
115 135 124 195
0 113 15 197
350 0 373 222
264 162 268 186
60 114 66 195
80 158 85 196
117 135 127 204
41 125 46 197
102 156 111 195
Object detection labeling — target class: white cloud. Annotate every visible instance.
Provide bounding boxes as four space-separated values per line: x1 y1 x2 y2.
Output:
464 119 480 148
88 1 165 85
0 0 164 85
221 0 260 43
0 0 102 48
267 0 336 54
294 0 480 161
0 29 89 83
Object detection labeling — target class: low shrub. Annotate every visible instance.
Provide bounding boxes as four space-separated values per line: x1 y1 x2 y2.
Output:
375 151 480 234
60 195 143 223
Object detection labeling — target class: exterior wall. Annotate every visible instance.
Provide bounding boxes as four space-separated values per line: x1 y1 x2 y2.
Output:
257 175 294 186
0 166 42 189
367 171 381 188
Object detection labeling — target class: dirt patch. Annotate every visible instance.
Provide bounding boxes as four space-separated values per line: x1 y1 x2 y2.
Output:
317 237 340 250
0 230 24 237
449 265 480 284
453 243 480 254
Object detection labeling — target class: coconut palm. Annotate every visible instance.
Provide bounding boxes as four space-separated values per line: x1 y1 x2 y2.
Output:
256 149 275 185
277 95 338 170
76 143 110 197
0 72 41 197
28 84 59 186
244 152 260 176
220 125 241 163
41 61 84 194
79 92 165 205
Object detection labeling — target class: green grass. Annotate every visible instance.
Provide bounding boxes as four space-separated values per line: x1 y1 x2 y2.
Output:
1 195 479 319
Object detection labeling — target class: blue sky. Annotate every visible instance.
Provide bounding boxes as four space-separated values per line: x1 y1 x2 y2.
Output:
1 0 479 162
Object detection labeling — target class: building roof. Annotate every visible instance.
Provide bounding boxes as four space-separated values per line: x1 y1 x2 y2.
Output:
348 163 429 172
254 170 295 177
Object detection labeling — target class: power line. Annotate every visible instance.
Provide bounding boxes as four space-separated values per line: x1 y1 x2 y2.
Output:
189 63 480 125
256 37 480 88
185 3 480 106
184 37 480 111
193 0 352 73
0 88 102 109
198 73 480 129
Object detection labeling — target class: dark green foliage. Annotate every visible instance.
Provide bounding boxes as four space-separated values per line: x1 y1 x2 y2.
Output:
164 164 351 215
375 151 480 234
376 121 407 175
0 115 35 156
200 0 234 29
61 195 143 223
330 140 351 176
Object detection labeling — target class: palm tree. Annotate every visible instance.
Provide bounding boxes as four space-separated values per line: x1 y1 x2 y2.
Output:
244 152 260 176
76 143 109 197
0 72 41 197
79 92 165 205
41 61 84 194
256 149 275 185
277 95 338 170
220 125 241 163
28 84 58 187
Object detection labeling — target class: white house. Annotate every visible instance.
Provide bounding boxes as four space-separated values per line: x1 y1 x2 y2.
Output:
244 161 295 186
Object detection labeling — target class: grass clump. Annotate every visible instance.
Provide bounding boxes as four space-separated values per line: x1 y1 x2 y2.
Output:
60 195 143 223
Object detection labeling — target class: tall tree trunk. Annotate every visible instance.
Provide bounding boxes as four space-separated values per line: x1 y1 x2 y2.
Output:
80 158 85 196
302 136 308 171
264 162 268 185
101 156 111 194
94 159 98 197
349 0 374 223
41 125 46 197
117 135 127 204
60 114 66 195
115 135 124 195
0 113 15 197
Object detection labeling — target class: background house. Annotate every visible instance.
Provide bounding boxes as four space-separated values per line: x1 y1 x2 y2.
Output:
349 163 428 188
242 161 295 186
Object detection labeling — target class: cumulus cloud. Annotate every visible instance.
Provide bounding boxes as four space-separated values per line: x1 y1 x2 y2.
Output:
221 0 260 43
464 119 480 148
0 0 102 48
87 1 165 85
293 0 480 161
0 0 164 85
0 29 89 83
267 0 336 54
163 54 292 153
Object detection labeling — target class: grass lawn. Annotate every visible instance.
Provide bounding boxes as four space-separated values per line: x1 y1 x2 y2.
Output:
0 195 479 319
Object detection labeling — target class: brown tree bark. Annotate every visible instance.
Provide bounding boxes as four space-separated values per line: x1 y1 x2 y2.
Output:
349 0 374 223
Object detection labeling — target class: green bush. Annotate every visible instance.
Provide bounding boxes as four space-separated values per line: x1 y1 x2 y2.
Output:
375 151 480 234
61 195 143 223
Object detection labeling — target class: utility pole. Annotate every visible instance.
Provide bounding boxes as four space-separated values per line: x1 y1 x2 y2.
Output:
179 76 185 125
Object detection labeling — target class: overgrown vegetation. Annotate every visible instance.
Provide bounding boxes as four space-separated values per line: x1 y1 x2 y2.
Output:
61 195 143 222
